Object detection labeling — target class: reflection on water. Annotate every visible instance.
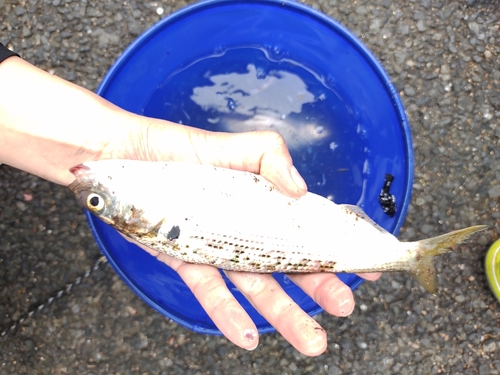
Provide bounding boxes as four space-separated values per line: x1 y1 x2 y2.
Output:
190 64 329 149
144 47 369 204
192 64 313 117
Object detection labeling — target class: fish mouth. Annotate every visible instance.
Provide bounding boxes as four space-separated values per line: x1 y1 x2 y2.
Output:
68 164 92 193
69 163 90 177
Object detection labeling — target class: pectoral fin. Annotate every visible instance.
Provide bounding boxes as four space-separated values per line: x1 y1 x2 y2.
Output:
143 218 166 238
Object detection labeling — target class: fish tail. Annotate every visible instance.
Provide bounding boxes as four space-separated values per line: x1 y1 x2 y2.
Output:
411 225 487 294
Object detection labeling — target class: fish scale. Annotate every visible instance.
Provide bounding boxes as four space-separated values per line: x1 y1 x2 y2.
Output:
135 228 337 273
68 160 486 294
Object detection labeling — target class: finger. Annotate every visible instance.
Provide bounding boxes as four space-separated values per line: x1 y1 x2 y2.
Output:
209 130 308 197
126 238 259 351
225 271 327 357
173 262 259 351
287 273 355 317
288 272 382 316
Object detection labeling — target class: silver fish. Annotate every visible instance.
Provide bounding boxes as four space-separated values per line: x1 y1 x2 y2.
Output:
68 160 486 294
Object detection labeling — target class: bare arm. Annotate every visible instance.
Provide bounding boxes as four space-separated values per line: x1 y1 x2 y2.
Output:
0 57 307 193
0 56 123 184
0 55 379 356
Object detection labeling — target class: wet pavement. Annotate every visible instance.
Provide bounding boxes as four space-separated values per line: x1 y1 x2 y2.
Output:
1 0 499 374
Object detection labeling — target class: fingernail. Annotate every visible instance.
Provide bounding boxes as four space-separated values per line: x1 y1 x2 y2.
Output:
242 328 258 350
335 289 355 316
290 165 307 192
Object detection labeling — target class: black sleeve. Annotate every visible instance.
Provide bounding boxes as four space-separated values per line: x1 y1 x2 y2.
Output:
0 43 19 64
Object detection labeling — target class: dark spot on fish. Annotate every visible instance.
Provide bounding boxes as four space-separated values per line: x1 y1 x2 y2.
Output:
320 262 337 271
253 176 260 183
207 243 223 250
379 174 396 217
167 225 181 241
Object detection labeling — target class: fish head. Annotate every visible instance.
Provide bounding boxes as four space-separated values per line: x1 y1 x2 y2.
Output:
68 161 158 236
69 164 114 220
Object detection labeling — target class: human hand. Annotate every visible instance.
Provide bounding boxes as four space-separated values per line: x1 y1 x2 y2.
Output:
0 55 379 355
107 120 381 356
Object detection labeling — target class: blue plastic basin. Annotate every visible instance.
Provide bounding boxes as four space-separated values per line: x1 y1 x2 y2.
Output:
90 0 413 335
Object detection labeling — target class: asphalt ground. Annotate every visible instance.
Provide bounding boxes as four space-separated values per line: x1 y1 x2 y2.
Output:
1 0 499 374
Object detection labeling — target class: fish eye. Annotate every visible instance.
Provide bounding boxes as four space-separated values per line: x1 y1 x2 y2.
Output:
86 193 105 212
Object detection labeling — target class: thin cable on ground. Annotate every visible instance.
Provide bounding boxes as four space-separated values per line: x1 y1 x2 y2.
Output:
0 255 108 337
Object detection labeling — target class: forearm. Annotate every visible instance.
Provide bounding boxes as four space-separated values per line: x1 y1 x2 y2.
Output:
0 56 136 185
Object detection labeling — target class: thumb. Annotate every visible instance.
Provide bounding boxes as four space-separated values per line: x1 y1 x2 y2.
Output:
205 130 308 198
115 118 307 198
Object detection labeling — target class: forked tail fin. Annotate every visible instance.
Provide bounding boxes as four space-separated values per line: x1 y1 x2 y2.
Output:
410 225 487 294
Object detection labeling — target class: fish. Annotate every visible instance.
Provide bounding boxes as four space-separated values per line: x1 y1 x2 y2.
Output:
68 159 486 294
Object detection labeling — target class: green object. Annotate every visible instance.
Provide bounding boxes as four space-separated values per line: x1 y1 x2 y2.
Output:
485 239 500 302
